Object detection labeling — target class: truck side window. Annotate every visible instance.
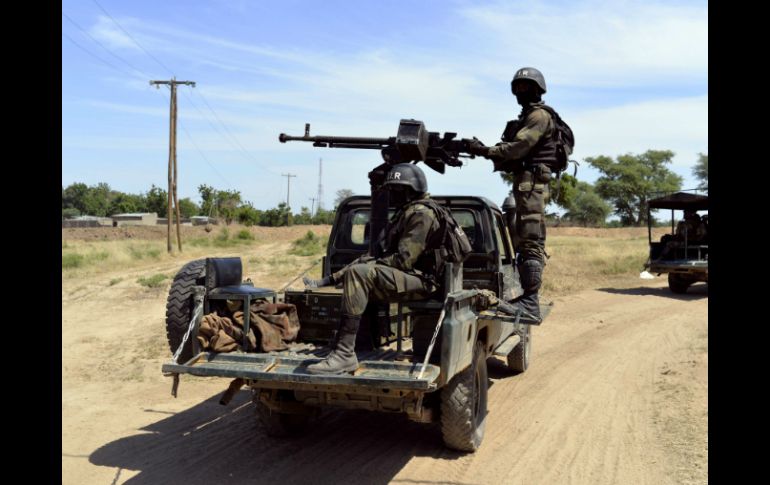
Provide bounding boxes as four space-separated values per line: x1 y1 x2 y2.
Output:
351 210 369 245
493 213 513 264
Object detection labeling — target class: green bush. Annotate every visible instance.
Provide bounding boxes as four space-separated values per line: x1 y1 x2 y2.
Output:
289 231 326 256
137 274 168 288
237 229 254 240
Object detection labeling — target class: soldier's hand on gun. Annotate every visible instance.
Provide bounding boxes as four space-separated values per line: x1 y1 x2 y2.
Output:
468 137 491 158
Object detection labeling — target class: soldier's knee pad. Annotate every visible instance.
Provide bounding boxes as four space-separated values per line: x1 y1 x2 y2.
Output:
518 259 543 293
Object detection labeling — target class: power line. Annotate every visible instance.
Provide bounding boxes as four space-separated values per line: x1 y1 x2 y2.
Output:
87 0 301 191
62 32 138 79
151 88 237 190
189 89 283 176
62 12 151 80
91 0 175 76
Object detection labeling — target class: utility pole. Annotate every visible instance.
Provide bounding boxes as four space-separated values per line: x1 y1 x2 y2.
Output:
309 197 317 217
150 77 196 252
282 173 297 226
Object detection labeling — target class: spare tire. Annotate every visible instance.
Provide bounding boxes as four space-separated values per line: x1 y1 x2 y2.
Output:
165 259 206 362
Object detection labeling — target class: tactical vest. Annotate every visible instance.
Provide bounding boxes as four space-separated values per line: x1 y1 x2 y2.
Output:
503 103 560 170
382 198 472 280
382 200 441 278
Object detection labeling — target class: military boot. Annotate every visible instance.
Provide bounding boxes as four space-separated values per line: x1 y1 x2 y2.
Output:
512 259 543 323
307 315 360 374
511 292 541 323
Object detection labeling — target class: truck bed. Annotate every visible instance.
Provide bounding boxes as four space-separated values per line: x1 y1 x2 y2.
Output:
162 344 441 391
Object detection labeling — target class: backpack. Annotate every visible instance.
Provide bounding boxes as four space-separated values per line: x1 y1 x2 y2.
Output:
416 199 473 267
536 104 575 174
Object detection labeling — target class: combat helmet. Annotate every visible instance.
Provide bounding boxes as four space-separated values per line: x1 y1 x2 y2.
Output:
511 67 546 94
383 163 428 194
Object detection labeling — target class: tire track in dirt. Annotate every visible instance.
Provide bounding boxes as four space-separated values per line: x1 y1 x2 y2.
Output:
63 275 706 484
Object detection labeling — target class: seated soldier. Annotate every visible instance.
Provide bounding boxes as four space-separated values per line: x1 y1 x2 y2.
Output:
675 209 707 243
302 163 443 374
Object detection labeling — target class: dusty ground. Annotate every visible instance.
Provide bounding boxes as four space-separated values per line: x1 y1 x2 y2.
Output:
61 228 706 485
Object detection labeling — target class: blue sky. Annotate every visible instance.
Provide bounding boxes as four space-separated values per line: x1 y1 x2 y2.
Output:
62 0 708 212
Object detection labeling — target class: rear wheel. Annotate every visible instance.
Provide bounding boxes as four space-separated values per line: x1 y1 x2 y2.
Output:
668 273 691 294
440 340 488 452
507 325 531 373
165 259 206 363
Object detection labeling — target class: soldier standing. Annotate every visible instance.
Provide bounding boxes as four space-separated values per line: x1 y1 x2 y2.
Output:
469 67 565 322
303 163 442 374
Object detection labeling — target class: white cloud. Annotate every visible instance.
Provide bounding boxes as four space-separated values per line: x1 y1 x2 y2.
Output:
457 0 707 87
89 16 140 51
569 94 708 167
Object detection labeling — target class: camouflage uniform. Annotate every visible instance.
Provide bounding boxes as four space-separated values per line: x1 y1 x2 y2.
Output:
488 102 554 263
676 217 707 243
332 198 440 317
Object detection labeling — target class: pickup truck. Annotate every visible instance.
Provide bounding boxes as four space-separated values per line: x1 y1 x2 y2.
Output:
162 195 547 451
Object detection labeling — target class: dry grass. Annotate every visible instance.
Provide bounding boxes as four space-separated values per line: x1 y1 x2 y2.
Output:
61 225 666 298
542 227 665 297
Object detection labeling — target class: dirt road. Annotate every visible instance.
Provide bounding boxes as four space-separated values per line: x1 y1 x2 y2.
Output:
62 261 707 484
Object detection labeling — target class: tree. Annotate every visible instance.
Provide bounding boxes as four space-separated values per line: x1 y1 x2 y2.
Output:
237 202 261 226
62 183 89 214
216 189 242 225
562 182 612 226
261 202 291 227
692 153 708 193
293 206 313 225
62 207 80 219
197 184 217 217
108 192 145 215
177 198 200 219
312 208 336 225
586 150 682 226
334 189 355 207
144 185 168 217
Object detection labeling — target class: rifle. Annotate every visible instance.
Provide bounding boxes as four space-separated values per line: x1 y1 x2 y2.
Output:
279 119 478 175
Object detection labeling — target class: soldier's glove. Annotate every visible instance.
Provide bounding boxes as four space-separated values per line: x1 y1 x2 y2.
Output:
303 275 334 288
468 137 491 158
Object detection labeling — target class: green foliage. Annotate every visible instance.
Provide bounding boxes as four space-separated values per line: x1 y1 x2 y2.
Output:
562 182 612 226
198 184 217 217
62 253 84 269
62 182 335 228
61 250 109 269
236 229 254 240
109 278 123 286
237 203 262 226
293 206 313 225
128 245 161 260
217 189 243 225
144 185 168 217
587 150 682 226
137 274 168 288
62 207 81 219
178 198 200 218
692 153 708 193
261 202 291 227
108 192 145 216
312 208 336 224
289 230 326 256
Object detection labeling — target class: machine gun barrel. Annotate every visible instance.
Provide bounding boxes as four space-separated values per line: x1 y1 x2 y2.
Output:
279 133 393 148
279 123 393 148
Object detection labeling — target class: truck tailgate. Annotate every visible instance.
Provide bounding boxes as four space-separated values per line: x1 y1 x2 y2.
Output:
162 351 441 390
